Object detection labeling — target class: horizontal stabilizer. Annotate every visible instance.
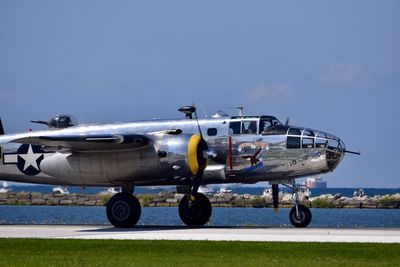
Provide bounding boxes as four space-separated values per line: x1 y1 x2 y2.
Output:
0 118 4 135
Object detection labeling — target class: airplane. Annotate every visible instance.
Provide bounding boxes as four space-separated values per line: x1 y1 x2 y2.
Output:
0 107 359 228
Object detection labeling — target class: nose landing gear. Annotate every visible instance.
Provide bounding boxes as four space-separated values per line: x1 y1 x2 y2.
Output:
283 181 312 228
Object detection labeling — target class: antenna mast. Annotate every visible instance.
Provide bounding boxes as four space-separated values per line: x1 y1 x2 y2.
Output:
227 106 244 117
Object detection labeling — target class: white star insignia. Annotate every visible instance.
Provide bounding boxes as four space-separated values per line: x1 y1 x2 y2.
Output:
19 145 42 171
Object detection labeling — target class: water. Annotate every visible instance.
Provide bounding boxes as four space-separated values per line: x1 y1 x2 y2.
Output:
3 185 399 228
0 206 399 228
8 185 400 197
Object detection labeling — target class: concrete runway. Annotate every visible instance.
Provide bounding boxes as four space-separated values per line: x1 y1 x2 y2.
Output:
0 225 399 243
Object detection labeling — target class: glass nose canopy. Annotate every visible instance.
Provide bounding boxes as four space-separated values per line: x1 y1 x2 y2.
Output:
263 126 346 171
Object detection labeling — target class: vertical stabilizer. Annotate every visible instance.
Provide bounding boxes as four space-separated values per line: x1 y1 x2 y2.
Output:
0 118 4 135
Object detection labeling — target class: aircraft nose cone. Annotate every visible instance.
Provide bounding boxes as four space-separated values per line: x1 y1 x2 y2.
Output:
323 133 345 172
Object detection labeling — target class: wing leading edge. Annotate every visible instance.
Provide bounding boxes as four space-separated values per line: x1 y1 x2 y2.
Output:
11 134 150 152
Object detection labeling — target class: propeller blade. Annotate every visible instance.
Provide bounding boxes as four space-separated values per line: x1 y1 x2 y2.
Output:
191 104 208 195
192 103 204 139
285 117 290 126
0 118 4 135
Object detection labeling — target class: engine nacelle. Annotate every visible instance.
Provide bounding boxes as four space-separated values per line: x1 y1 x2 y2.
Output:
153 134 208 179
39 134 208 185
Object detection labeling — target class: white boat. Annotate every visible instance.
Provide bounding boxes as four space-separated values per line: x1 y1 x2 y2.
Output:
99 187 121 195
353 188 365 197
262 188 273 197
217 185 232 194
198 185 213 194
0 181 10 193
107 187 121 194
52 186 70 194
263 187 311 198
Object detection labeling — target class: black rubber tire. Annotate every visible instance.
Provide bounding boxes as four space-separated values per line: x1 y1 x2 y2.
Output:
179 193 212 226
106 192 141 228
289 204 312 228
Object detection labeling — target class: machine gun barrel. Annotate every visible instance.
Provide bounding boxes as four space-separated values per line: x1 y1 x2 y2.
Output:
30 120 50 126
344 149 361 155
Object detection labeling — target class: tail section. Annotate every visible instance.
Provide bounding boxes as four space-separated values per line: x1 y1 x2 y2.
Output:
0 118 4 135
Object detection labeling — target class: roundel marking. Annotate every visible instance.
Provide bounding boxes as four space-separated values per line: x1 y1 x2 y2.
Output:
16 144 45 176
3 144 49 176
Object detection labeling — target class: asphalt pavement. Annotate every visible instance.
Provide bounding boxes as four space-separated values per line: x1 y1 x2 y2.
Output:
0 225 399 243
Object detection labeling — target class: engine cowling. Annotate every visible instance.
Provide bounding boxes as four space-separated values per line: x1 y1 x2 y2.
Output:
153 134 208 179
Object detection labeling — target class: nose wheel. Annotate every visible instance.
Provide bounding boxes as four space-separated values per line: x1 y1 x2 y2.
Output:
106 192 141 228
179 192 212 226
289 204 312 228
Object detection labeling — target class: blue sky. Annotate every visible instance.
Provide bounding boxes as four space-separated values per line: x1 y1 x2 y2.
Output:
0 1 399 187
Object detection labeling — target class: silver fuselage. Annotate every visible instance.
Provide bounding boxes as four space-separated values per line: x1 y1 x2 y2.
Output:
0 115 345 187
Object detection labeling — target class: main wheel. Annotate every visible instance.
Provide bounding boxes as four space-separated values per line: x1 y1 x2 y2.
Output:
289 204 312 228
106 192 141 228
179 193 212 226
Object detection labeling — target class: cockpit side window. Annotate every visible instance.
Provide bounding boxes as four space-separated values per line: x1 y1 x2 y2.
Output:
259 118 281 133
229 120 258 135
242 121 257 134
259 119 272 133
229 121 241 135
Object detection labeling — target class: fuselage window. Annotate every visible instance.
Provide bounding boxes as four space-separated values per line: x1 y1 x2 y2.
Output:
207 128 218 136
302 138 314 148
241 121 257 134
229 121 241 135
287 137 301 149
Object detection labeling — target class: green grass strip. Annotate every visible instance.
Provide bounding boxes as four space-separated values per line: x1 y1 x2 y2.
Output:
0 239 399 267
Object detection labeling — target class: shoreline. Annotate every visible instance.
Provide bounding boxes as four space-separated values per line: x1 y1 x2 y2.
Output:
0 191 399 209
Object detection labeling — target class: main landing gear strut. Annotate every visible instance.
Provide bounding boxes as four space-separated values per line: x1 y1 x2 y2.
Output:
283 181 312 228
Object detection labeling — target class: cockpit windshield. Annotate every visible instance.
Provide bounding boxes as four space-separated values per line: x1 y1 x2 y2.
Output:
259 116 282 133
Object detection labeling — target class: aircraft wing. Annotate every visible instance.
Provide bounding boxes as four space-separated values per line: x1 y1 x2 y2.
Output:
11 133 150 152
